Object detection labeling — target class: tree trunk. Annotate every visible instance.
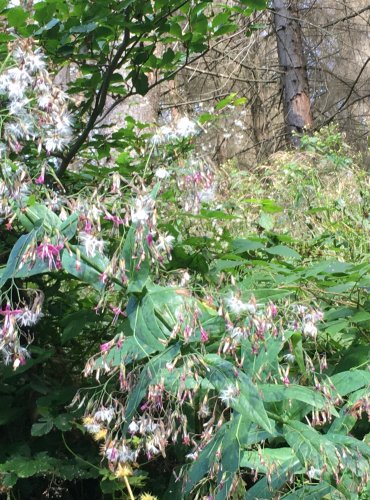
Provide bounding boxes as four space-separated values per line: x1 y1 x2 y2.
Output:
272 0 313 146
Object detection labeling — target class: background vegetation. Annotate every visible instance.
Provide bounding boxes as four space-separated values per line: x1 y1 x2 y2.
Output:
0 1 368 499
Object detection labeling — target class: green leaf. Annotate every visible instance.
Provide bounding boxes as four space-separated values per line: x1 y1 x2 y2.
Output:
192 13 208 34
245 457 302 500
215 93 237 111
184 421 228 495
232 238 265 253
169 22 182 38
0 0 9 12
69 22 97 33
261 384 336 414
133 72 149 96
239 286 292 302
241 447 296 473
184 415 272 495
0 230 38 287
205 355 275 433
122 343 181 433
123 227 149 293
162 47 175 65
31 419 54 437
233 97 247 106
282 483 342 499
242 0 267 8
17 203 62 232
61 310 98 344
330 370 370 396
1 473 18 487
243 330 293 378
258 199 284 213
212 11 230 28
198 112 215 124
53 414 73 431
6 7 28 28
325 307 354 321
265 245 301 260
127 283 185 351
324 319 349 335
100 477 126 493
213 23 237 37
325 433 370 461
214 259 246 271
283 420 339 471
61 248 109 291
60 212 79 240
258 212 274 230
291 332 305 373
95 334 156 372
0 457 38 478
198 209 237 220
34 18 60 35
128 297 166 351
334 344 370 373
96 283 192 372
351 311 370 323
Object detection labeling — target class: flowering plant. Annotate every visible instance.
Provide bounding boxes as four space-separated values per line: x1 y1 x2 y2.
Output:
0 4 369 498
1 76 369 500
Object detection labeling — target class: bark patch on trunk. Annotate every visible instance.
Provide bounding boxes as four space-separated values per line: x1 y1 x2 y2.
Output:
272 0 313 146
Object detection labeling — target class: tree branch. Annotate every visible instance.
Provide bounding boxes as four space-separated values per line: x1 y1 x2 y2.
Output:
56 0 191 177
57 27 134 177
160 92 230 109
95 48 210 126
183 65 277 84
323 5 370 29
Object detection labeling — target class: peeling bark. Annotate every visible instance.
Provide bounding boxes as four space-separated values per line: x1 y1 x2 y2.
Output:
272 0 313 146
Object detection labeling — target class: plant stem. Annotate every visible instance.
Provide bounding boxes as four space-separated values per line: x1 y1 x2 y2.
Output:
62 432 100 471
123 476 135 500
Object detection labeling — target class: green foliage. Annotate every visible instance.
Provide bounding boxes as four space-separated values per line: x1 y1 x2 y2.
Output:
0 2 368 499
1 138 368 497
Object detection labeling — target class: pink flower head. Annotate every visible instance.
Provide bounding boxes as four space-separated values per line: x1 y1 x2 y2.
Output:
99 272 108 284
0 304 22 334
183 434 190 446
184 325 192 341
35 170 45 184
110 305 126 324
268 303 278 318
84 219 92 233
36 242 63 269
280 366 290 386
0 304 23 316
18 354 27 366
13 142 22 153
200 327 209 343
193 172 202 183
100 342 111 353
104 212 124 226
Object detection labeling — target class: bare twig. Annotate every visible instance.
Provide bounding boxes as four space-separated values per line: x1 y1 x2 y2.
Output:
323 5 370 29
183 65 277 84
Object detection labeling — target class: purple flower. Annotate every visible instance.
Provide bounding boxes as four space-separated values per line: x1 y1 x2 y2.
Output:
35 173 45 184
146 233 154 246
36 242 63 269
99 342 111 353
200 327 208 343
